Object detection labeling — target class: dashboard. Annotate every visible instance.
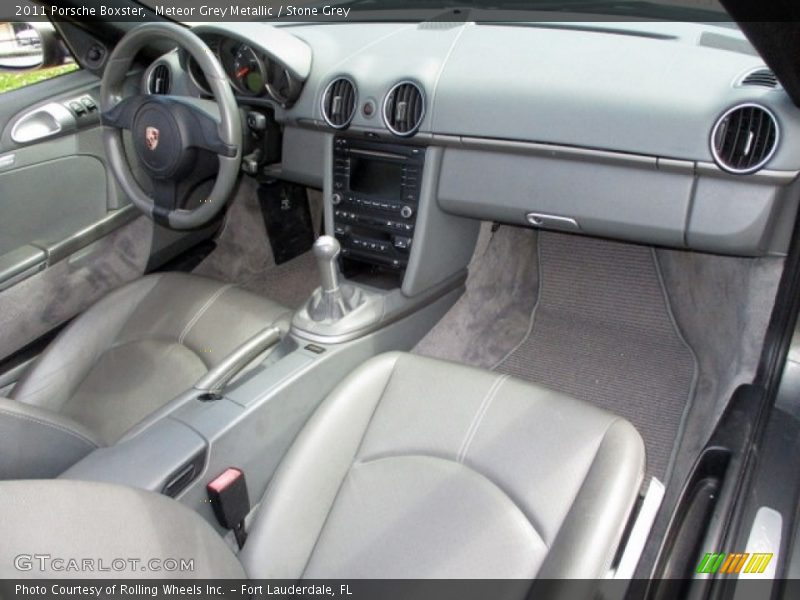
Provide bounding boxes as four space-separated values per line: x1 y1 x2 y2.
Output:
144 20 800 258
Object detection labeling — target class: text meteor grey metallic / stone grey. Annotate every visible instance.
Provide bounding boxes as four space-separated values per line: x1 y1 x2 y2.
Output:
154 4 352 19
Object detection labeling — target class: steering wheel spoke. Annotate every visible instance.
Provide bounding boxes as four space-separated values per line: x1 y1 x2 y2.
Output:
101 95 149 130
171 98 238 158
151 178 178 224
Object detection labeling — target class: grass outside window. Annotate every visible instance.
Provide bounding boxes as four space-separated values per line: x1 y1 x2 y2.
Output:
0 63 79 94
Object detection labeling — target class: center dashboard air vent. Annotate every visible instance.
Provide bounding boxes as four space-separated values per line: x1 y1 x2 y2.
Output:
711 103 779 174
322 77 357 129
149 64 171 95
383 81 425 137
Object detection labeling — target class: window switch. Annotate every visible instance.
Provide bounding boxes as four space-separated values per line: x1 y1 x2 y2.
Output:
81 97 97 112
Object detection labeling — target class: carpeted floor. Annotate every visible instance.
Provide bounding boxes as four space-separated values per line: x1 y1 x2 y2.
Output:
193 178 321 309
416 225 699 482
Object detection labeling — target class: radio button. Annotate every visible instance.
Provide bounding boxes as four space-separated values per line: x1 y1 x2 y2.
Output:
393 236 411 250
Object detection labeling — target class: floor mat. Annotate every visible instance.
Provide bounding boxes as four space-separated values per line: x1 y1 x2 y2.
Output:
416 227 697 482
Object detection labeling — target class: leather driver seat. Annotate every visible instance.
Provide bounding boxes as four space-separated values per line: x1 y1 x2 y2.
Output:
0 272 291 479
0 352 645 579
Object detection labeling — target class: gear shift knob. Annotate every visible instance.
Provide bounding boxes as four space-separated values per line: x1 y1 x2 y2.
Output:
313 235 341 293
305 235 363 322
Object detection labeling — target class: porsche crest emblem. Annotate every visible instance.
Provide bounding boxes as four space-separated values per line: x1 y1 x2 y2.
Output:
145 126 160 151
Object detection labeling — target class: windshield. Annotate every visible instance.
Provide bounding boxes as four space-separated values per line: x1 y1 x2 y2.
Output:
135 0 732 23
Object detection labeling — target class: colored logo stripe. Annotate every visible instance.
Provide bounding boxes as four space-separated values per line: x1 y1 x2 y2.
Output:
696 552 773 574
744 553 773 574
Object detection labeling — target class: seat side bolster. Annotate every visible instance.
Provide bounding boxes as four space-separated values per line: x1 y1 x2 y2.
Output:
0 397 100 479
239 352 404 579
10 275 164 412
536 418 646 579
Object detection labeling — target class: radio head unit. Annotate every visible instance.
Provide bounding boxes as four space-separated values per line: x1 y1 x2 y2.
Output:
332 137 425 273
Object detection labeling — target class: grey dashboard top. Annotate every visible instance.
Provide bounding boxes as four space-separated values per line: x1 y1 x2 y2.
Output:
276 20 799 170
164 20 800 170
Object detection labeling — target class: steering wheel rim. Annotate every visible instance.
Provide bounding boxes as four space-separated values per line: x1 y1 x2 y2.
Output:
100 23 241 230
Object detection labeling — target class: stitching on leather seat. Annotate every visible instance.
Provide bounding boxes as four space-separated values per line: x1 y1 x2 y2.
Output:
354 452 550 550
0 408 98 448
457 374 509 463
178 284 234 344
299 354 401 577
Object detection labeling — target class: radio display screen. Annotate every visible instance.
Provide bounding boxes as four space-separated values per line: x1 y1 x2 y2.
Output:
349 156 402 199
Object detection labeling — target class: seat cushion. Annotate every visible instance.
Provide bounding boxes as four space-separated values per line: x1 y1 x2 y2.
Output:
11 272 291 445
240 352 645 579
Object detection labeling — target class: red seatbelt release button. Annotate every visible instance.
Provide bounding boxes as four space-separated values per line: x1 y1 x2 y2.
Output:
207 467 249 548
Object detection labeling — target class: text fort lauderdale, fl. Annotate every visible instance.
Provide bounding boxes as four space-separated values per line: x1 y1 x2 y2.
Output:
17 584 354 597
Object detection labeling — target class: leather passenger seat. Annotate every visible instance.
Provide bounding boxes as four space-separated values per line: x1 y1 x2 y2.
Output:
0 352 645 579
0 272 292 479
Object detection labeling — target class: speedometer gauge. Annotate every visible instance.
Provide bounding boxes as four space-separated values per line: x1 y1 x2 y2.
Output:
232 44 265 95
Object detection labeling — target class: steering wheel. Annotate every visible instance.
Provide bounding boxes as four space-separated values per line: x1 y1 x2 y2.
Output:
100 23 241 230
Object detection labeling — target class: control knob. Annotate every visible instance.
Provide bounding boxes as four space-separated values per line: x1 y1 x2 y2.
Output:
400 205 414 219
332 193 343 206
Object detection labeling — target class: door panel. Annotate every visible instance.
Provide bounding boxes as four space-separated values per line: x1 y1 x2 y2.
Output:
0 215 152 362
0 154 108 255
0 61 150 365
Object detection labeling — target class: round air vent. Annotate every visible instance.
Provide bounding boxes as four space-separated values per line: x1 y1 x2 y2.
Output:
321 77 357 129
149 63 171 95
383 81 425 137
710 103 779 174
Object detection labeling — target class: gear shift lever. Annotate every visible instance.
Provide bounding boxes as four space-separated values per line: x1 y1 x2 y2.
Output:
314 236 342 294
306 236 362 322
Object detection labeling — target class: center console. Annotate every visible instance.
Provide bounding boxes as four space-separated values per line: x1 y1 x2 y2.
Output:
332 137 425 272
56 129 482 540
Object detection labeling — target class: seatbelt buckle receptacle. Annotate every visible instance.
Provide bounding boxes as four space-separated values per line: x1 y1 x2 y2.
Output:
207 467 250 549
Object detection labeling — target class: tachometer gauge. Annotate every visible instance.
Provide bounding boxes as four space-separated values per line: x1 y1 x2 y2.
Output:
232 44 265 96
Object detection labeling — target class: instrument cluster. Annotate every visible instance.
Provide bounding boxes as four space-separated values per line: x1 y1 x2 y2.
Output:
186 35 302 107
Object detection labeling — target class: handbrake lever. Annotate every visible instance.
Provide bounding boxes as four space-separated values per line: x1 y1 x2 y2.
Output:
194 325 282 398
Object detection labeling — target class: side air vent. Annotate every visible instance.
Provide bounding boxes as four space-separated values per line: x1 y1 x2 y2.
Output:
149 64 171 95
321 77 357 129
383 81 425 137
740 68 779 88
711 104 779 174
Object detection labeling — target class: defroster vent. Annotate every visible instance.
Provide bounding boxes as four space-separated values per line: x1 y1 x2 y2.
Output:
740 68 779 88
